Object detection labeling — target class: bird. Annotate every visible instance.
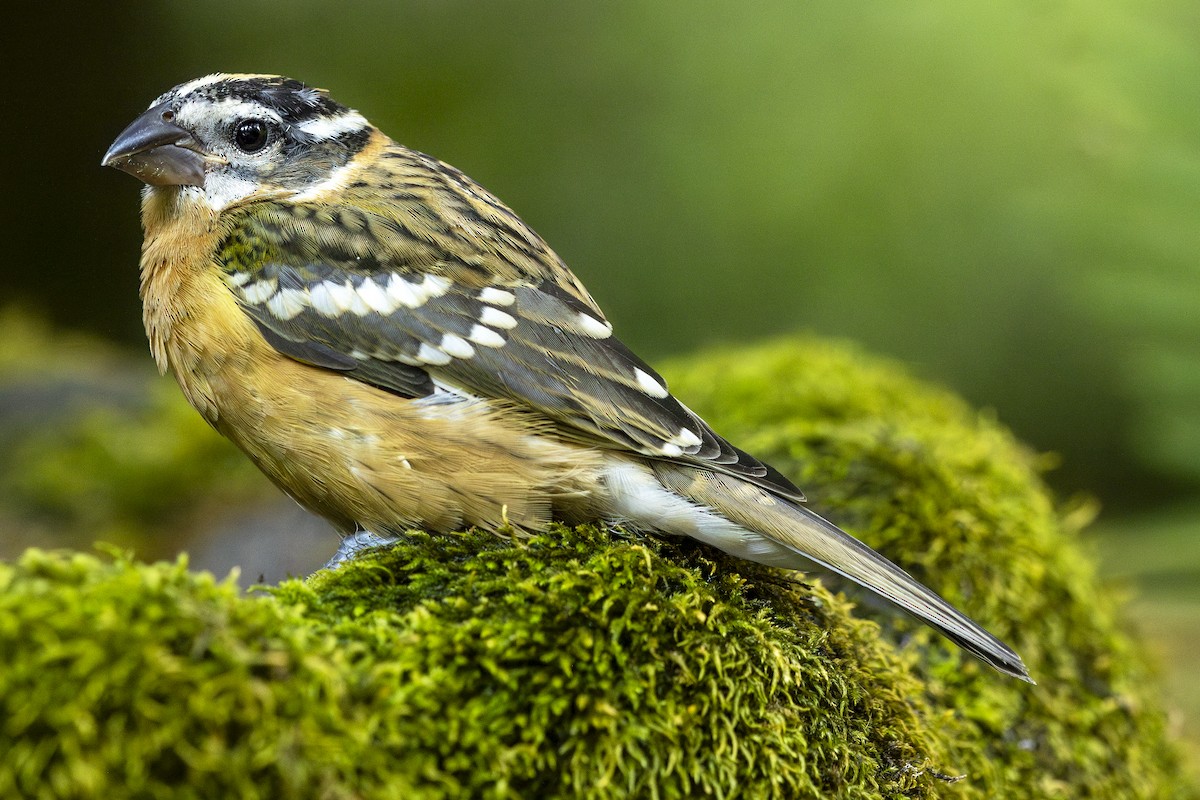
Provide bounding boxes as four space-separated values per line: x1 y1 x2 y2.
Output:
103 74 1031 682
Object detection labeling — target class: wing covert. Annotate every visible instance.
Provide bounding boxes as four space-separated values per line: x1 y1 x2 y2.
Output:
218 196 805 502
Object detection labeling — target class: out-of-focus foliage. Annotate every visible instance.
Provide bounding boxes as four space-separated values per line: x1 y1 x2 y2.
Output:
1 336 1193 797
10 0 1200 503
0 309 271 559
1091 505 1200 775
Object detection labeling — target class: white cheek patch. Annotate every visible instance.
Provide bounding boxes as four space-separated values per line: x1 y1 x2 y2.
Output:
202 171 259 213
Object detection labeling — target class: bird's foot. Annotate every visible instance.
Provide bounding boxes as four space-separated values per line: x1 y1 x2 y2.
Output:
323 529 401 570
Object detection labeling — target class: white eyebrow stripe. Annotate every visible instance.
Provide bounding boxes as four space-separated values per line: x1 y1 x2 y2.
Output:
187 97 283 124
295 111 370 140
166 73 229 102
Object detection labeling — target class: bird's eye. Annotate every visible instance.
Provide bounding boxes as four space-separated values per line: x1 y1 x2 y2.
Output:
233 119 270 153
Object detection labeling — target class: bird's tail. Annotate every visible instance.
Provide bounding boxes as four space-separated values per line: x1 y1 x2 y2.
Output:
648 462 1033 683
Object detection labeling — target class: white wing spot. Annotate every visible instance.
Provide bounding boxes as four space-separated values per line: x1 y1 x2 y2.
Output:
421 274 452 299
266 288 308 321
241 279 278 304
308 281 340 316
439 333 475 359
467 324 506 348
326 281 370 316
416 342 452 366
669 428 703 449
409 278 437 308
386 273 453 309
478 287 516 306
634 368 669 398
225 271 252 287
576 312 613 339
356 277 397 315
659 443 684 457
479 306 517 330
385 274 421 308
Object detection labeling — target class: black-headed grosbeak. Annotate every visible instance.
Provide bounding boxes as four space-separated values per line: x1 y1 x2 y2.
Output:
103 74 1030 681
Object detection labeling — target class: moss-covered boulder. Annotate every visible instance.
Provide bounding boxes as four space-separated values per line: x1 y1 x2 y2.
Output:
0 337 1192 798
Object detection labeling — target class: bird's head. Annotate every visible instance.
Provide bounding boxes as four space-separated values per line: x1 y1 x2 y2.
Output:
103 74 374 211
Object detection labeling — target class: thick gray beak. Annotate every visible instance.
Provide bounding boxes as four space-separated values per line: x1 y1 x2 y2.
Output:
102 102 207 187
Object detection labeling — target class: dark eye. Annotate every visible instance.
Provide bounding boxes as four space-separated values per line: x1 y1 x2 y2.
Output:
233 119 270 153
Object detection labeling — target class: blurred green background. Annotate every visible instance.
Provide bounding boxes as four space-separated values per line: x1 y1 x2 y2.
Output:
2 0 1198 771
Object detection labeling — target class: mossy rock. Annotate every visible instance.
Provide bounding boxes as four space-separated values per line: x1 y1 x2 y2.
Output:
0 337 1192 799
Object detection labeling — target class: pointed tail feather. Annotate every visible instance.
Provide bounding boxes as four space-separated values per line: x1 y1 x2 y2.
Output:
651 463 1033 682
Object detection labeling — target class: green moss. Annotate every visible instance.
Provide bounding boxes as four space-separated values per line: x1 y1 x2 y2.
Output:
0 336 1193 798
660 338 1192 798
1 534 944 799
